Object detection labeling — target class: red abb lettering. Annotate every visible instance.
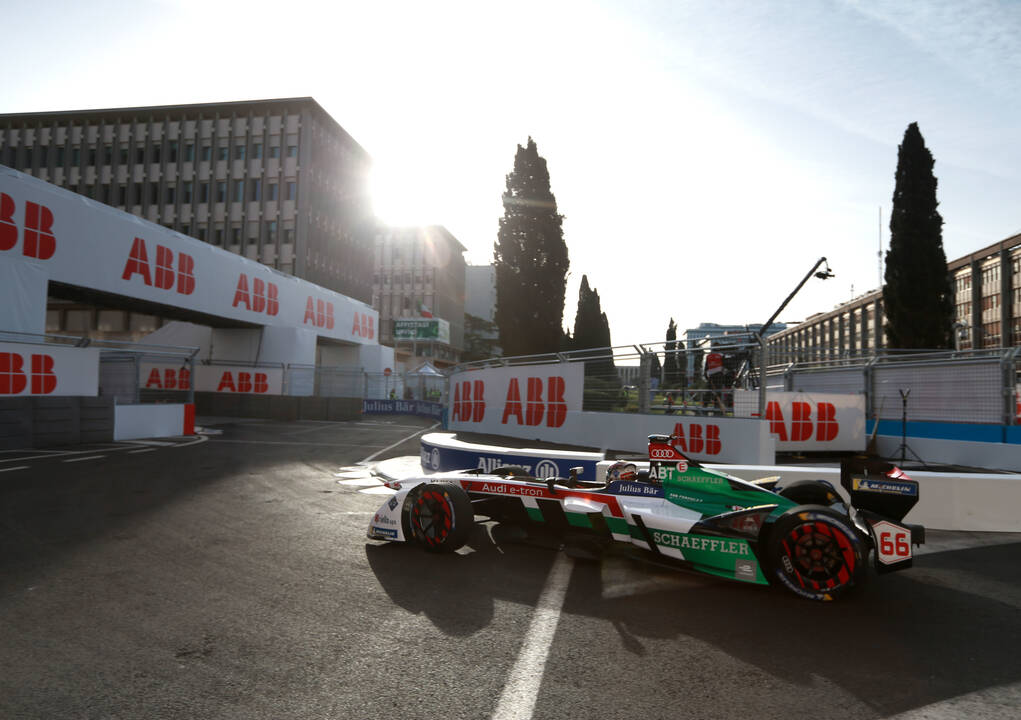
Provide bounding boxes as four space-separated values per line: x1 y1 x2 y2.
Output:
0 352 28 394
765 401 788 442
525 378 544 426
232 275 277 315
304 297 316 325
453 380 485 422
671 423 721 455
816 402 837 441
366 315 374 339
502 378 524 425
546 376 566 427
254 373 268 393
145 368 163 389
236 372 253 393
122 237 194 294
252 278 267 313
217 372 236 392
0 193 17 252
791 401 812 442
0 194 57 259
233 275 251 310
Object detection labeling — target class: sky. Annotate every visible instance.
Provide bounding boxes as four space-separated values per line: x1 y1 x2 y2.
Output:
4 0 1021 349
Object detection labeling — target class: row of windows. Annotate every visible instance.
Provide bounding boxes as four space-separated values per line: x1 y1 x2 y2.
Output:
2 140 298 169
373 270 436 285
74 179 297 206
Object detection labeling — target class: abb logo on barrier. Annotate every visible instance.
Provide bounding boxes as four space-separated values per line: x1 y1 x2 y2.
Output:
216 371 270 393
352 312 375 339
0 352 57 394
452 380 486 422
502 376 567 428
671 422 721 455
145 368 191 390
122 237 195 295
233 274 279 315
304 297 334 329
765 401 838 442
0 193 56 260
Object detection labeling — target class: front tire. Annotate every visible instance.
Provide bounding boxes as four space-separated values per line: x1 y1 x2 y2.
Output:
408 483 473 553
766 505 865 601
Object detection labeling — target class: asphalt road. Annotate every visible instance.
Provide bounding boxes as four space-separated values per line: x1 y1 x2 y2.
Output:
1 417 1019 720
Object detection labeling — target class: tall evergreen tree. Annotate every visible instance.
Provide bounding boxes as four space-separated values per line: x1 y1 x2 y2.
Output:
494 138 569 357
883 123 954 349
572 275 615 379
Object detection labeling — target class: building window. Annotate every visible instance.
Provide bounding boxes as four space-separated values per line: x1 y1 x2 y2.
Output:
213 227 224 245
270 145 280 159
231 227 241 245
168 141 178 163
133 182 143 204
253 143 263 159
217 145 228 161
234 143 246 161
216 181 227 203
119 147 128 164
118 184 127 205
87 148 97 166
151 146 161 164
101 184 111 203
201 145 211 162
287 145 297 158
283 229 294 244
197 227 207 242
135 147 145 164
165 186 176 204
103 145 112 165
181 224 190 236
199 182 209 203
286 181 296 201
149 183 159 204
184 143 194 162
182 181 193 203
56 147 65 165
250 179 261 202
266 220 277 240
232 180 244 202
267 182 278 201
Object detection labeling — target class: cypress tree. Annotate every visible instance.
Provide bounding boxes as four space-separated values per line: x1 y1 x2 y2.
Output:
572 275 616 379
663 318 681 388
883 123 954 349
494 138 569 357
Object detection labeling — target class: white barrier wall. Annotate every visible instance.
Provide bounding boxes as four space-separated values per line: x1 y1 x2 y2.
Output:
114 403 193 440
0 342 99 396
734 389 866 452
447 363 774 464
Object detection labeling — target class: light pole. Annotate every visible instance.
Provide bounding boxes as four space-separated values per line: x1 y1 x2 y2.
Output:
757 257 835 418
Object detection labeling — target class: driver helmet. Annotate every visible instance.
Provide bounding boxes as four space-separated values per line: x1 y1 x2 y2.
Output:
606 462 638 484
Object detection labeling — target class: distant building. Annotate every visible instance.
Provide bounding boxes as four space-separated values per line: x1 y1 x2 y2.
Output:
465 264 496 322
683 322 786 376
373 226 466 367
0 97 375 338
766 231 1021 360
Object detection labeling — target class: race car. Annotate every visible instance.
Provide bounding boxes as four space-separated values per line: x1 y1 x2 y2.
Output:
367 434 924 601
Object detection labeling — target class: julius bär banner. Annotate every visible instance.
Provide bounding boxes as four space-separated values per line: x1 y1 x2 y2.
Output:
0 342 99 396
0 167 377 345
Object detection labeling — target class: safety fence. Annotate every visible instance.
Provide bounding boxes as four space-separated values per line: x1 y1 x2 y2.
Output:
454 342 1021 426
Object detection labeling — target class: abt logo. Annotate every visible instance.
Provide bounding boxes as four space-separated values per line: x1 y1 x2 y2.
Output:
765 401 838 442
144 368 191 390
233 274 279 315
502 376 567 428
452 380 486 422
671 422 721 455
0 353 57 394
304 297 334 329
0 193 56 259
216 371 270 393
122 237 195 295
352 312 375 339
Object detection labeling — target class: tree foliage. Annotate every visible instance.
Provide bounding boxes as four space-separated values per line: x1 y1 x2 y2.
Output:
883 123 954 349
572 275 615 379
494 138 569 357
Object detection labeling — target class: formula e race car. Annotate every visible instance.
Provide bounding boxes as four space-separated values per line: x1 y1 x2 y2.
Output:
367 435 925 601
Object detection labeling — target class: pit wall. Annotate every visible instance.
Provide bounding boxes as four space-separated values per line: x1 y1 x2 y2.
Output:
420 432 1021 532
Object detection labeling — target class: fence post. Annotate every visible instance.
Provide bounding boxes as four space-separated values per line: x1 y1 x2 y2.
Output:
638 350 651 414
1002 347 1021 425
187 354 195 404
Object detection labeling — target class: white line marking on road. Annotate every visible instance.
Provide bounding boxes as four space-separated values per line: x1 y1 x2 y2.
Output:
492 552 573 720
62 456 105 463
0 465 29 473
209 439 384 448
359 422 439 464
120 440 176 447
129 448 157 454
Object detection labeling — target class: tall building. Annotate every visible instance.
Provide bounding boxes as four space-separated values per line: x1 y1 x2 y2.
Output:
0 97 376 336
373 226 466 367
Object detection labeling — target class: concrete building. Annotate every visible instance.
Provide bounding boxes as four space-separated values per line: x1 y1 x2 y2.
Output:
0 97 375 338
373 226 466 367
766 231 1021 360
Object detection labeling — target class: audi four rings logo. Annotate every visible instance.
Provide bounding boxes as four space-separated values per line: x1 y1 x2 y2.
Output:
649 448 674 458
535 460 559 478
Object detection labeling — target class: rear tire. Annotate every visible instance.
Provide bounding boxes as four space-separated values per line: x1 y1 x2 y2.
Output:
408 483 473 553
766 505 865 601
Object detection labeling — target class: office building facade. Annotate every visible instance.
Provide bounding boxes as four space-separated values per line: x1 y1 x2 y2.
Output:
0 97 375 336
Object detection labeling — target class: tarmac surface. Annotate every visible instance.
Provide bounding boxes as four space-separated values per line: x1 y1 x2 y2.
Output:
1 416 1020 719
